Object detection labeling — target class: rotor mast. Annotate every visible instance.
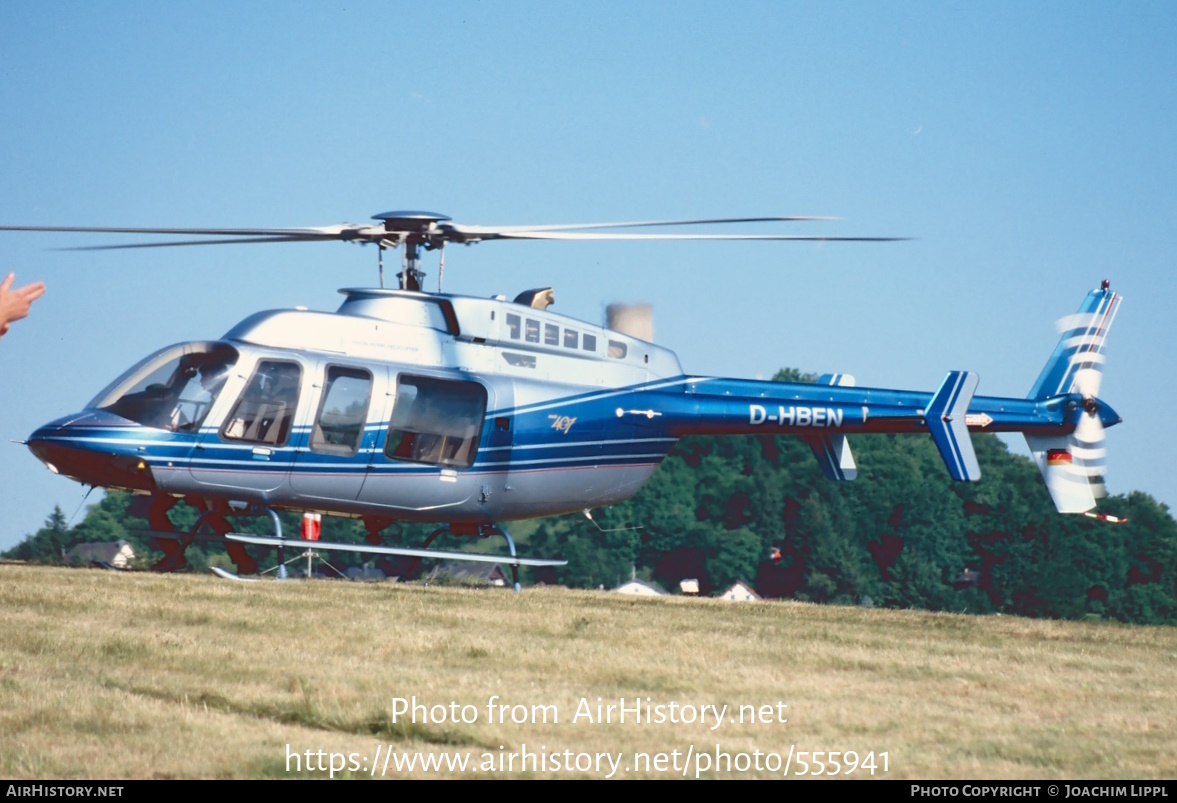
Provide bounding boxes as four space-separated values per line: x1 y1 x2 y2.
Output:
372 211 452 292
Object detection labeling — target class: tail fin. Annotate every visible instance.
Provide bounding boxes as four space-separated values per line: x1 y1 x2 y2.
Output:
1028 280 1121 401
1025 281 1122 513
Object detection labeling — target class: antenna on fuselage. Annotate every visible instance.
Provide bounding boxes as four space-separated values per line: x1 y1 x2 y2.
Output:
582 508 643 533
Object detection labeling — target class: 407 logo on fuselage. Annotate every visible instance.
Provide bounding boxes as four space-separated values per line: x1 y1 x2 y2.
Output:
749 404 847 428
548 414 577 434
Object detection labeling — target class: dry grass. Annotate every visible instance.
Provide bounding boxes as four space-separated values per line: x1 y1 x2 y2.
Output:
1 563 1174 779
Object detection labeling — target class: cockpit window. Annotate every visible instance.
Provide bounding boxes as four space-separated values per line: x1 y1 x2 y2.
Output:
221 361 302 446
95 343 238 432
384 375 487 468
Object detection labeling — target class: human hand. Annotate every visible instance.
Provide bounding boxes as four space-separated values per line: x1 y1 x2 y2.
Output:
0 273 46 338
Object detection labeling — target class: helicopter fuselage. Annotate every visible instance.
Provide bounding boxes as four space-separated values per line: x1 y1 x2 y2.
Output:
27 286 1114 525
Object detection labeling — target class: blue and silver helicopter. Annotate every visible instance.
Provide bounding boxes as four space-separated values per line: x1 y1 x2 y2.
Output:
5 213 1122 587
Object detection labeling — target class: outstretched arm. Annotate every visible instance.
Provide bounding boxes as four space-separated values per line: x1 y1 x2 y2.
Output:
0 273 46 337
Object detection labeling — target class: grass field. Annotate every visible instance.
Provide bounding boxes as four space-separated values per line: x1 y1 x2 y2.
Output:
1 562 1174 779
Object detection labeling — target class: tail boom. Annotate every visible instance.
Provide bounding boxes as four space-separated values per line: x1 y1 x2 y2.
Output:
622 283 1121 514
655 378 1073 440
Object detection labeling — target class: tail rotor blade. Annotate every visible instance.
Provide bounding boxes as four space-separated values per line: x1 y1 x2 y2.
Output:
1072 366 1103 401
1072 412 1108 501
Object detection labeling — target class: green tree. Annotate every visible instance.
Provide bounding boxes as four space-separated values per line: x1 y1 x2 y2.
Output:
3 506 72 562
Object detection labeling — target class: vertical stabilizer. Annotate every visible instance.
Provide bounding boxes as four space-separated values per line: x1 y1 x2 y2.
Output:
1028 282 1121 401
1024 281 1122 513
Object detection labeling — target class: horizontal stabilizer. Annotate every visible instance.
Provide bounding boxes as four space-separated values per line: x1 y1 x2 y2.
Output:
925 371 981 481
807 373 857 480
225 533 568 567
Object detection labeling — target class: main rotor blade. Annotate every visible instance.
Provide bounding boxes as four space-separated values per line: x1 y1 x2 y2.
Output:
450 215 839 235
57 235 342 251
1 217 908 249
491 231 909 241
0 224 369 237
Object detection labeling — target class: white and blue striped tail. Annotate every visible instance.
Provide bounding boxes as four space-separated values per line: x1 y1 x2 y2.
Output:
1026 282 1122 514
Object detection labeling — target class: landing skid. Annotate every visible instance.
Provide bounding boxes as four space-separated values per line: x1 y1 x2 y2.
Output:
226 524 565 592
209 566 258 583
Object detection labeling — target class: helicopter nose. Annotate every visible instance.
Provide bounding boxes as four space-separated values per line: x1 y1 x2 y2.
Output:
28 411 158 492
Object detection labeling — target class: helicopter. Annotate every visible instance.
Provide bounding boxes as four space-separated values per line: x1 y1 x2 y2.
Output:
3 212 1122 589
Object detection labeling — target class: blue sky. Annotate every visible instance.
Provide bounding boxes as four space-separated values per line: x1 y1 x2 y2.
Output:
1 1 1174 549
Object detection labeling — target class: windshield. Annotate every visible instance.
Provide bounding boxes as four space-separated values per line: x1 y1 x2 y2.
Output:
90 342 239 432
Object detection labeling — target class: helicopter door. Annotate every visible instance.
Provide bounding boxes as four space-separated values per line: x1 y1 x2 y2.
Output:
189 358 306 495
289 363 382 503
357 374 492 514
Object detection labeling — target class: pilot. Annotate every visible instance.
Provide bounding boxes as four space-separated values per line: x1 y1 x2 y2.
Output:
0 273 46 342
170 360 232 432
198 360 230 397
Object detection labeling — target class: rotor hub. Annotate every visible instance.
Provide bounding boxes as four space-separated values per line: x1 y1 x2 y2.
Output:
372 211 452 246
372 210 450 230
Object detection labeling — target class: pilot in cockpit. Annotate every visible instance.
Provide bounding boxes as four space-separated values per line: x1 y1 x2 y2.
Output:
169 356 232 432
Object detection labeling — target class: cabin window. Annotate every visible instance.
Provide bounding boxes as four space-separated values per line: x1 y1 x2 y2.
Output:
608 340 628 359
310 366 372 455
583 333 597 352
384 375 487 469
544 323 559 346
95 343 238 433
506 313 521 340
525 318 540 343
563 329 578 349
221 360 302 445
